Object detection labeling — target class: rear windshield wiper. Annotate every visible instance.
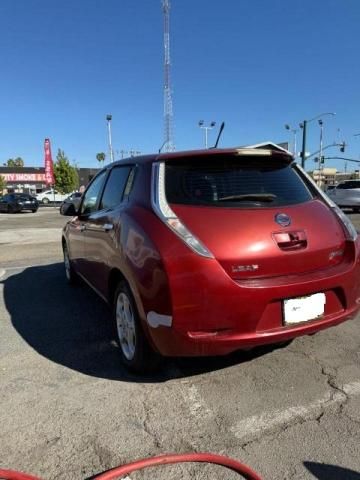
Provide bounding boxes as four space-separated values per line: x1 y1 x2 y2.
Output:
218 193 277 202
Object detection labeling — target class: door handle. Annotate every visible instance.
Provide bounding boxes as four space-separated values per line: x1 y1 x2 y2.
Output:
103 223 114 232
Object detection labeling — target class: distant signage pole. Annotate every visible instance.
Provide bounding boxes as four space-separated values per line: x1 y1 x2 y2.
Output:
44 139 55 185
44 138 55 205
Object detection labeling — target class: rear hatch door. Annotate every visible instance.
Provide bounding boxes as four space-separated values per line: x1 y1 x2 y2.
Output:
165 153 346 279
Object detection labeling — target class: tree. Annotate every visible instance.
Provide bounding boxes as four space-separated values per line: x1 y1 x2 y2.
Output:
96 152 106 166
0 175 6 193
53 149 79 194
5 157 24 167
14 157 24 167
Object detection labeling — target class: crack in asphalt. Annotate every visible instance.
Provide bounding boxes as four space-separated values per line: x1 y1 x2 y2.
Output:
231 349 357 449
140 397 162 450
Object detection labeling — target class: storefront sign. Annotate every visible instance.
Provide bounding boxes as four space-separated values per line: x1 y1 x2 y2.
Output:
2 173 46 182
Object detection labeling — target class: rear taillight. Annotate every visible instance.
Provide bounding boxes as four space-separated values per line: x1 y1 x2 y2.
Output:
331 205 358 241
295 164 357 242
151 162 214 258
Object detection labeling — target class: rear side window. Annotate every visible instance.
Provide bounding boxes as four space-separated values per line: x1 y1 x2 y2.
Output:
99 166 131 210
165 155 313 208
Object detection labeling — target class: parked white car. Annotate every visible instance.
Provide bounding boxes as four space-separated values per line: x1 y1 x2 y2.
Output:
326 180 360 213
36 190 70 204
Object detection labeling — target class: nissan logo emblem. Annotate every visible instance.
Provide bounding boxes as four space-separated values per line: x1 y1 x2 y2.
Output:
275 213 291 227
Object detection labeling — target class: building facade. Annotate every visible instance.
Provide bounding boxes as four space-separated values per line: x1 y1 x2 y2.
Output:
0 167 100 193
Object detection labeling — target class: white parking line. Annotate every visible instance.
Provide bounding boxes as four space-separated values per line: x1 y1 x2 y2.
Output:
181 384 213 419
0 228 61 245
1 262 61 275
4 263 55 270
343 380 360 396
230 380 360 442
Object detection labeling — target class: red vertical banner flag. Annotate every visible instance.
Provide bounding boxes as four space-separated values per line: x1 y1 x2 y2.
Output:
44 138 55 185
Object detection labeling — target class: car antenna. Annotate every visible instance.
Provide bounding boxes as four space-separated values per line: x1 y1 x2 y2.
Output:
212 122 225 148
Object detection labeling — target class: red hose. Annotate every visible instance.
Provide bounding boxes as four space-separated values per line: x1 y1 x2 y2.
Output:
0 470 41 480
94 452 263 479
0 452 262 480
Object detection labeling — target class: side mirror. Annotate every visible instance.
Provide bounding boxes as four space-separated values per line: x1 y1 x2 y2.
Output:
73 196 82 210
60 201 78 216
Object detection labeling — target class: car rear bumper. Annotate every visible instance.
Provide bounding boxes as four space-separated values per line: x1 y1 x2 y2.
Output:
148 305 359 356
145 252 360 357
20 205 38 211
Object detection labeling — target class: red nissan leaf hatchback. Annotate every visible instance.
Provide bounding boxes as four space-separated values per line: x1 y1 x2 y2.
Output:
61 147 360 371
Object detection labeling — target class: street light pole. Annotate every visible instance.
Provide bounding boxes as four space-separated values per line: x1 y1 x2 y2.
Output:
299 112 335 169
318 119 324 186
106 114 114 163
285 124 298 158
198 120 216 149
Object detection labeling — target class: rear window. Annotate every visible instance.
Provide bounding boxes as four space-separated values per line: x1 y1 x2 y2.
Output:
15 194 31 199
165 156 313 208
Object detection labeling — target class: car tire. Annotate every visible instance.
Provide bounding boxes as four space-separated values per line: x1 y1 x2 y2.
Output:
7 205 14 213
113 282 160 373
31 209 38 213
42 197 49 204
63 243 78 284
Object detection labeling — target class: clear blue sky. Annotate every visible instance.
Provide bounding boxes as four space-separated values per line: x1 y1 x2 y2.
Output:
0 0 359 171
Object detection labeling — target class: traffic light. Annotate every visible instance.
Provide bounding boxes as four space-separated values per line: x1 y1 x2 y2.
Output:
320 156 325 164
340 142 346 153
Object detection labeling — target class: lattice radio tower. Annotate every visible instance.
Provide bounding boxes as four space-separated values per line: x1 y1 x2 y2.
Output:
162 0 175 151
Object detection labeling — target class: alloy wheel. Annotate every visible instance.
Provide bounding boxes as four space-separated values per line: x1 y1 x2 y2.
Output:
116 292 136 361
63 247 71 281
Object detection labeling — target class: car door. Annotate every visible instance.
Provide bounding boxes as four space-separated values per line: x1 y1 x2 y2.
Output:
67 170 108 278
82 165 133 299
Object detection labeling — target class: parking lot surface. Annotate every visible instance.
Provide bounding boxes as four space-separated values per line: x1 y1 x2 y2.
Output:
0 209 360 479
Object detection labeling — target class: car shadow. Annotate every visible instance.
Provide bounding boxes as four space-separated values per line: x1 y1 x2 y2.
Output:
304 461 360 479
2 263 285 383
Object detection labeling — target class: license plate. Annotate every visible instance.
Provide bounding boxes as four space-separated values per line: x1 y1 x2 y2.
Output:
283 293 326 325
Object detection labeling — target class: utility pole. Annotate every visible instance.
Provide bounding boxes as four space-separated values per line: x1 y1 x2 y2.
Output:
300 120 307 168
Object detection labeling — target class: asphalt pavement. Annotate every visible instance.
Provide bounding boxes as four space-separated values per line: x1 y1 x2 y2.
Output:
0 209 360 479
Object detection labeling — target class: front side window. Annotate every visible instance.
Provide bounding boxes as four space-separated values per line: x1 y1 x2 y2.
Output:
165 155 313 208
99 166 131 210
80 171 107 215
